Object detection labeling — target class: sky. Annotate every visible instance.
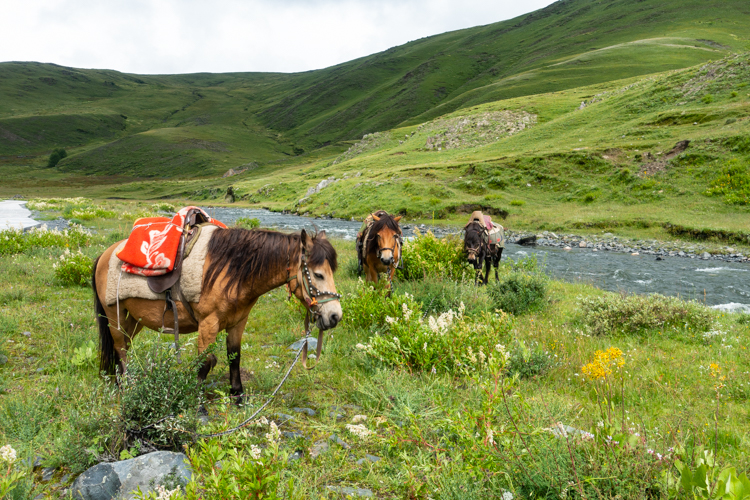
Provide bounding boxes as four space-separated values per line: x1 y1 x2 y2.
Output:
2 0 556 75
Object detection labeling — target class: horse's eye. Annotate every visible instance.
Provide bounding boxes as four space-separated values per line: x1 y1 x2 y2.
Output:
314 272 325 281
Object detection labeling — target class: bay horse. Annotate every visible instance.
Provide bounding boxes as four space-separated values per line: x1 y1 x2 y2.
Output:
92 228 342 400
356 211 402 286
464 217 503 285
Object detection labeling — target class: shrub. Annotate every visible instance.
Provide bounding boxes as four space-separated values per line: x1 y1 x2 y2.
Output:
46 148 67 168
152 202 176 213
118 340 204 450
235 217 260 229
510 200 525 206
506 340 557 379
344 281 422 332
361 302 513 375
69 207 117 220
704 159 750 205
397 277 491 316
487 271 548 315
398 230 471 281
578 292 713 336
0 224 92 256
53 249 93 286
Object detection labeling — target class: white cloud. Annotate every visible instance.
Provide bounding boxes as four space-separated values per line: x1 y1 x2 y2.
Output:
1 0 556 74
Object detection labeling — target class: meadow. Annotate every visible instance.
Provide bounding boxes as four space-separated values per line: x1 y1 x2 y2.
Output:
1 200 749 499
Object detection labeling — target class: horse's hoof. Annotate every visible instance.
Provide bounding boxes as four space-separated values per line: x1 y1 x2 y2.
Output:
232 393 246 406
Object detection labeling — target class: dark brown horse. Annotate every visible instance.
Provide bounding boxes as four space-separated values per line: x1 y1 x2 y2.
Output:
356 211 402 286
93 228 342 399
464 219 504 285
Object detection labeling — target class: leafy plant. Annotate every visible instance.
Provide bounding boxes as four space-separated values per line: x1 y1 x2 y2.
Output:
46 148 67 168
487 271 548 315
71 340 97 368
578 292 713 336
398 229 471 281
666 448 750 499
506 340 556 379
0 224 93 256
118 340 205 450
53 249 93 287
235 217 260 229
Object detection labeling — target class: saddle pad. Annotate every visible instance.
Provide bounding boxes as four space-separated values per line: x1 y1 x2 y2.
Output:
105 224 220 306
116 206 225 277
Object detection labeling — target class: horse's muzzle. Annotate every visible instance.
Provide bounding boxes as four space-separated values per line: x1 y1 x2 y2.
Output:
380 256 393 266
318 312 341 331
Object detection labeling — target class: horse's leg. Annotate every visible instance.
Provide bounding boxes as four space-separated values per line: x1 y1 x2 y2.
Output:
108 308 142 375
196 314 220 383
365 258 378 284
226 310 253 403
495 248 503 281
483 255 490 286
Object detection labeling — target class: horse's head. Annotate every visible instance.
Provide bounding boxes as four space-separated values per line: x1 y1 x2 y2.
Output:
368 212 402 267
464 221 485 269
293 229 342 331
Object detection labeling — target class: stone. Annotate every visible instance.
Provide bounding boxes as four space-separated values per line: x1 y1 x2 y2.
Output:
72 452 191 500
288 449 304 462
356 454 381 465
283 431 304 440
70 463 121 500
702 252 711 259
0 354 7 365
579 241 587 248
42 467 56 482
329 410 345 421
328 434 351 449
564 246 572 251
325 486 374 498
292 407 316 416
310 440 329 459
22 331 31 337
288 337 318 352
275 413 295 424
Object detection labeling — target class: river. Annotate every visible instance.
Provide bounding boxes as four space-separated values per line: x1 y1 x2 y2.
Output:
5 201 750 312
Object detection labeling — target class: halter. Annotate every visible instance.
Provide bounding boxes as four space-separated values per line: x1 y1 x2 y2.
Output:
286 244 342 369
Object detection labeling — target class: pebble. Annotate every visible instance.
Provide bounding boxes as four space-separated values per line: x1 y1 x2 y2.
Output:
310 440 329 459
292 407 316 416
356 454 381 465
328 434 351 449
325 486 374 498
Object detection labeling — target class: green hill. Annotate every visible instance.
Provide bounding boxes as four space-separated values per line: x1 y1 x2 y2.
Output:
1 0 750 179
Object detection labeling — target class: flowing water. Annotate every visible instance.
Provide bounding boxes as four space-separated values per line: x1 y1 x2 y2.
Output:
7 202 750 312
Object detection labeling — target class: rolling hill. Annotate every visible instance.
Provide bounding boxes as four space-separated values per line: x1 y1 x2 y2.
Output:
1 0 750 179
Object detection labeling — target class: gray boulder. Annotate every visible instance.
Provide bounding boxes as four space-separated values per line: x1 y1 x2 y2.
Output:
71 451 191 500
288 337 318 352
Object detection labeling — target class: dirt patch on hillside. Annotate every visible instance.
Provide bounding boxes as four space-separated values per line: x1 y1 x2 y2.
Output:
332 132 392 164
640 140 691 176
419 110 536 151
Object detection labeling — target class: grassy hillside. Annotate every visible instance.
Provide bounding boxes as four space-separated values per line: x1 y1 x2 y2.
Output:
2 0 750 179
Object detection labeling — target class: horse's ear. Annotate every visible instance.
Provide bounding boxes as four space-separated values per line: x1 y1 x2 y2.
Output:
317 230 327 240
393 216 402 223
371 214 380 221
300 229 309 250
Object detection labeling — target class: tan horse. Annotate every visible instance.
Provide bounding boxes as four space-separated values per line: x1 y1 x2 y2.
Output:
92 228 342 400
357 211 402 285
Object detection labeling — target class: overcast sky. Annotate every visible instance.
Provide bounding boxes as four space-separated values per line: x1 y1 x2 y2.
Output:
3 0 556 75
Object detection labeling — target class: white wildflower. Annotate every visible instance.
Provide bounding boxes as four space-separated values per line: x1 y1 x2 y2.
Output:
254 416 269 427
154 485 180 500
374 416 388 426
0 444 17 463
487 428 495 446
355 343 368 350
249 444 262 460
423 342 427 351
352 415 367 423
431 366 437 374
265 421 281 445
385 316 397 325
402 303 412 321
502 491 513 500
346 423 374 439
428 316 439 333
459 302 465 316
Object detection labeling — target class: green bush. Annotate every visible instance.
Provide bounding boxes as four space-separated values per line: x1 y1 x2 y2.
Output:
53 249 93 287
69 207 117 220
46 148 67 168
151 202 176 213
704 159 750 205
118 340 204 449
361 303 513 375
398 230 471 281
506 340 557 379
397 277 491 316
487 271 548 315
0 225 93 256
344 282 422 332
578 292 713 336
235 217 260 229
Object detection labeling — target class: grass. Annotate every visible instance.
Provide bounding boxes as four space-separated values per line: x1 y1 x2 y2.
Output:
1 205 749 497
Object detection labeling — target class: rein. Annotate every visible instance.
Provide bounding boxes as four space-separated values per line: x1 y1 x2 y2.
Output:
285 246 341 369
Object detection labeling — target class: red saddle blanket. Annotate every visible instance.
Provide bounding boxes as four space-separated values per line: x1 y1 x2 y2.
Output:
116 206 226 277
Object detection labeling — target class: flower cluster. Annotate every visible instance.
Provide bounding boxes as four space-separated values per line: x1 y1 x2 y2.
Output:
154 484 180 500
346 423 374 439
581 347 625 381
0 445 16 464
265 422 281 445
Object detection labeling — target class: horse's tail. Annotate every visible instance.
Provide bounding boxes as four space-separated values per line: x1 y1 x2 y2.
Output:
92 255 117 375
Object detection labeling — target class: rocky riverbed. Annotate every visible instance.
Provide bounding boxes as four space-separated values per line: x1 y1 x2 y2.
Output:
505 230 749 264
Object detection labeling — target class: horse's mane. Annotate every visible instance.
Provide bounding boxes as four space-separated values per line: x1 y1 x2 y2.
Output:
365 211 402 255
203 228 337 298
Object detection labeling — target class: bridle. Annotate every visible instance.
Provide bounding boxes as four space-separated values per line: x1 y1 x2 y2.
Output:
286 245 341 369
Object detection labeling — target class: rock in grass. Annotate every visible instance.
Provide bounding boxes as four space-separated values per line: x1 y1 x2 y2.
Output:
356 454 381 465
310 440 329 459
292 407 316 416
288 337 318 351
328 434 351 449
71 452 190 500
325 486 374 497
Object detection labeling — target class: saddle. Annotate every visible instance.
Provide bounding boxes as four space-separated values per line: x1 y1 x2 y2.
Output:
466 210 505 248
116 206 226 347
